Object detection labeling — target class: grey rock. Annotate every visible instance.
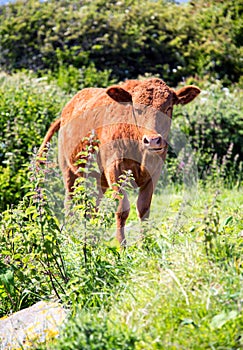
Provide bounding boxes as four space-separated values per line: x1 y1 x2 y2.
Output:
0 301 68 349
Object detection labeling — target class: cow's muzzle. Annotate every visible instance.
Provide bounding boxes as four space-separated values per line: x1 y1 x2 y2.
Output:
142 134 168 153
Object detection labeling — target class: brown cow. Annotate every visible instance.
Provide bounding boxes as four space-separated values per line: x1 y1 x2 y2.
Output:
38 78 200 246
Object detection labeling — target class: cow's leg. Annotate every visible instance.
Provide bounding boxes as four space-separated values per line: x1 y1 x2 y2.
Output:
136 180 154 221
116 189 130 247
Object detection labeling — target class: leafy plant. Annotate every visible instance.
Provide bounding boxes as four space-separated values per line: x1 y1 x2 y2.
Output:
0 72 68 210
50 61 116 93
172 80 243 182
0 142 134 317
0 0 242 85
0 152 68 316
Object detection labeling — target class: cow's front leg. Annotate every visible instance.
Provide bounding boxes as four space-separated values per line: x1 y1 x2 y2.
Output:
116 190 130 247
136 180 154 221
136 181 154 242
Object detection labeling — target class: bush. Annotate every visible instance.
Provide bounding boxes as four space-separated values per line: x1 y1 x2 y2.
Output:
0 151 130 317
0 72 68 210
0 0 242 85
48 61 116 93
170 80 243 182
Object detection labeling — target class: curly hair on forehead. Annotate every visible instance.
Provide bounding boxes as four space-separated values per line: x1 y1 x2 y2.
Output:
121 78 169 92
131 78 173 107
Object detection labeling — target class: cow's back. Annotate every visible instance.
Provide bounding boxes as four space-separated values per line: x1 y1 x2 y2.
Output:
60 80 142 127
61 87 115 127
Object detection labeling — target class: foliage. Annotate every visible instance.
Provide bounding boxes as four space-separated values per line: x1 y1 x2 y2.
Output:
0 0 242 85
0 158 242 348
186 0 243 84
170 80 243 182
0 72 68 211
44 312 139 350
48 61 116 93
0 147 133 317
0 128 242 348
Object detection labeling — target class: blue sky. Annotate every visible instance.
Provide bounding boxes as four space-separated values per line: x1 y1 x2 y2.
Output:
0 0 14 4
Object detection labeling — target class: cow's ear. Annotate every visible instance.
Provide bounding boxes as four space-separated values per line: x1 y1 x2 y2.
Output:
174 85 201 105
106 86 132 103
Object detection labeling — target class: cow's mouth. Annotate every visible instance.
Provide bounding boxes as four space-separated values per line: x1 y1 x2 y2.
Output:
147 147 167 153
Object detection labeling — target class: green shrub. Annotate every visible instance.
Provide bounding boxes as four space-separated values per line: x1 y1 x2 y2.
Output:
0 72 68 210
0 155 67 316
49 61 116 93
0 0 242 85
171 80 243 182
0 148 131 317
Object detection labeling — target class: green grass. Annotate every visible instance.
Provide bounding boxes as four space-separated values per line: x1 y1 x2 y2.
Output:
0 177 242 348
36 184 243 350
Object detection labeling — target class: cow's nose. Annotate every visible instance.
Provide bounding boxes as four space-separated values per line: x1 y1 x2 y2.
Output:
142 134 163 148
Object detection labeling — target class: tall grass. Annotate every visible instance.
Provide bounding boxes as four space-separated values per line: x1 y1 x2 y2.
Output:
1 143 242 349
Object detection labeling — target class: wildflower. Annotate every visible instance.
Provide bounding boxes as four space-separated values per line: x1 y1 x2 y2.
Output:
178 161 185 170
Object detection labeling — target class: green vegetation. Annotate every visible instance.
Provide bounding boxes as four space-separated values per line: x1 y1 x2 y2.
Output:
172 80 243 181
0 159 242 348
0 0 242 86
0 73 68 210
0 0 242 348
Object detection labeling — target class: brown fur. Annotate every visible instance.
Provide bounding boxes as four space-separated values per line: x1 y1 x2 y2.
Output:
38 78 200 246
38 119 61 158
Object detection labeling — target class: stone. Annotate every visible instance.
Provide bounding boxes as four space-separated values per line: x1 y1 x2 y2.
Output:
0 301 68 349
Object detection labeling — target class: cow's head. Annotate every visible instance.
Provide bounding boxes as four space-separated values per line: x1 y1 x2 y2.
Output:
106 78 200 154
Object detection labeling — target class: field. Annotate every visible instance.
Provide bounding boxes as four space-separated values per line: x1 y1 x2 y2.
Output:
0 153 242 348
46 185 243 350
